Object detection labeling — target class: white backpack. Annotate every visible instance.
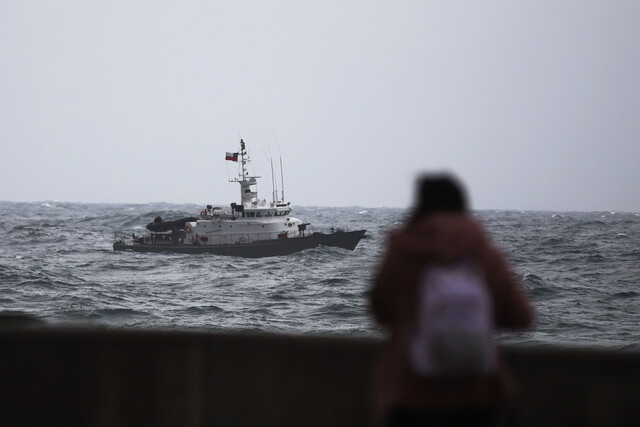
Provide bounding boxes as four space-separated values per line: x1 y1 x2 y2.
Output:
408 261 497 377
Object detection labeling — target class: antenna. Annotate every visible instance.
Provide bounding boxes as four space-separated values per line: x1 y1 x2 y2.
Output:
274 130 285 202
263 132 278 203
279 157 284 202
270 159 276 203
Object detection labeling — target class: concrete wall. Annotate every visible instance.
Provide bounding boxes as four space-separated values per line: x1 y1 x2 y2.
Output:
1 327 639 426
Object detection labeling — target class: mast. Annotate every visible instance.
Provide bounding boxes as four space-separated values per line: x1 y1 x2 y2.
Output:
280 156 285 202
232 139 260 207
273 132 285 203
270 158 276 203
239 139 248 181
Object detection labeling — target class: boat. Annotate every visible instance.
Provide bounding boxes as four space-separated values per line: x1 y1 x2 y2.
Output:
113 139 366 258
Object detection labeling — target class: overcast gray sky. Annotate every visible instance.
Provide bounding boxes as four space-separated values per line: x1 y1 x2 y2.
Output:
1 1 639 211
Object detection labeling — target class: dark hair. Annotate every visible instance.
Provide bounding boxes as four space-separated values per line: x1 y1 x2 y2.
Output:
411 173 467 221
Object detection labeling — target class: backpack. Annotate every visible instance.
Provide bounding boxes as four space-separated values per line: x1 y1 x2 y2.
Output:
408 260 497 378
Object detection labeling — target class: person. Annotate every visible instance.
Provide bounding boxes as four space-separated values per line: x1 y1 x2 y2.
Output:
371 174 533 427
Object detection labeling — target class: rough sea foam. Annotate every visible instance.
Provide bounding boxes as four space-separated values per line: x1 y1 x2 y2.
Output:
1 202 639 350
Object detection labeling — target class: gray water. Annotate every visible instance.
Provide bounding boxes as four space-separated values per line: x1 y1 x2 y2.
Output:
1 202 639 350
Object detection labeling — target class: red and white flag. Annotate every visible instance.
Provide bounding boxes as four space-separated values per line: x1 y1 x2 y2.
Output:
225 152 239 161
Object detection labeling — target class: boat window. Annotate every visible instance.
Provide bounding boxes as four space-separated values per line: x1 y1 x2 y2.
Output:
248 212 255 217
256 211 263 217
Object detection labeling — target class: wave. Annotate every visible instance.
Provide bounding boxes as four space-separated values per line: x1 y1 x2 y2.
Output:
607 291 639 300
311 303 361 318
1 203 640 349
182 305 225 315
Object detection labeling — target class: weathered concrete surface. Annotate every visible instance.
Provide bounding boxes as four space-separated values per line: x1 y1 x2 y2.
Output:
0 329 379 426
0 328 638 426
503 345 640 426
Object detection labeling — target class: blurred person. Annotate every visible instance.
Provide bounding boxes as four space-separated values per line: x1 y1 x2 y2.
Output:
371 174 533 427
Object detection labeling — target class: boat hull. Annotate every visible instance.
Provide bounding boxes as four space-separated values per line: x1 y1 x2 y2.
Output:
113 230 366 258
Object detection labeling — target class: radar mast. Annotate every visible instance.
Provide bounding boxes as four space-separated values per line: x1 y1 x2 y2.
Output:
231 139 260 206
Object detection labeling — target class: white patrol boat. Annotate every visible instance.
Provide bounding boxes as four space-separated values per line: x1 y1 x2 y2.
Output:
113 139 366 257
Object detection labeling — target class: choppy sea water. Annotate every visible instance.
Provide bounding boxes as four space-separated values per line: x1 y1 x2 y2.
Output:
1 202 639 350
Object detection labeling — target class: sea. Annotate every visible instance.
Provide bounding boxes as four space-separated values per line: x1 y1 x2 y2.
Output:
1 202 639 350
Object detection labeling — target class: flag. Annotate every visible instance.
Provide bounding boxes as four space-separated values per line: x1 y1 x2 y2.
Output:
225 152 239 161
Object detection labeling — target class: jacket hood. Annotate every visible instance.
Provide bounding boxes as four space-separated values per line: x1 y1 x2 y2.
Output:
389 213 488 262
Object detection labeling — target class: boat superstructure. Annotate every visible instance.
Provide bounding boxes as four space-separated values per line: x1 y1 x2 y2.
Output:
113 139 365 257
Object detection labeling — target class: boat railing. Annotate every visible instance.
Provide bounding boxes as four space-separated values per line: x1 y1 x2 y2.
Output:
113 231 144 246
113 231 179 246
305 226 355 235
113 231 129 245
